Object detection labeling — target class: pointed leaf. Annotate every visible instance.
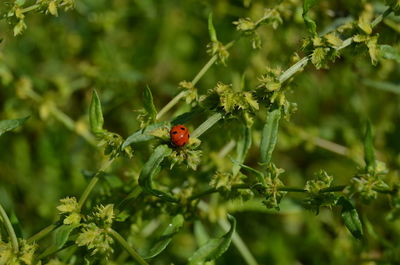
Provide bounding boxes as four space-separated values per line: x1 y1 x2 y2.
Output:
54 224 80 249
139 144 177 202
260 109 281 164
143 215 184 259
302 0 320 35
188 215 236 265
0 116 29 137
363 120 376 172
143 85 157 123
89 90 104 134
232 125 252 176
337 197 363 239
208 13 218 42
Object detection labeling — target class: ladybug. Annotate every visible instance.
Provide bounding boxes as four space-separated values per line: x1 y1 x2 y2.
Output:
170 124 190 147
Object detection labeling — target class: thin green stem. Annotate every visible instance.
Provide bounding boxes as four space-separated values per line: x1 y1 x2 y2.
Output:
320 185 347 193
108 228 149 265
156 40 235 120
78 159 114 210
156 91 188 120
191 56 218 86
278 187 307 192
192 40 234 86
0 203 19 253
188 184 250 201
188 188 218 201
27 224 58 243
77 176 99 211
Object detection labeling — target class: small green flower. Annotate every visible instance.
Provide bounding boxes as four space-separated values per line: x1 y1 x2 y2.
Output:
209 171 245 191
99 131 133 159
305 170 333 195
57 197 82 225
179 81 198 104
76 223 114 257
349 173 389 203
0 239 37 265
93 204 115 225
207 41 230 65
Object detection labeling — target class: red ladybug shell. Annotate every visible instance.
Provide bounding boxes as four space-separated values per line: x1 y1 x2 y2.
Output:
170 125 190 147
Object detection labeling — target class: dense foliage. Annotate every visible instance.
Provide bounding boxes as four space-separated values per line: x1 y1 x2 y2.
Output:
1 0 400 264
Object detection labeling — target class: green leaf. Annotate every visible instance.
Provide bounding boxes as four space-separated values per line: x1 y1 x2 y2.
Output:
337 197 363 239
0 116 29 137
188 215 236 265
208 13 218 42
54 224 80 249
380 44 400 63
139 144 177 202
143 85 157 123
260 109 281 164
363 120 376 172
232 125 252 176
143 215 184 259
302 0 320 35
89 90 104 134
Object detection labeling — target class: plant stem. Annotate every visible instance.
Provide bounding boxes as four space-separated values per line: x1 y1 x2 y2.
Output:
156 91 188 120
78 159 114 210
156 41 235 120
108 228 149 265
77 176 99 210
188 188 218 201
278 187 307 192
0 203 19 253
191 56 218 86
188 184 250 201
27 224 58 243
320 185 347 193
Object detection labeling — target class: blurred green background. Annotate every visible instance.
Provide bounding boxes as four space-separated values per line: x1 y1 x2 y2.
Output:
1 0 400 264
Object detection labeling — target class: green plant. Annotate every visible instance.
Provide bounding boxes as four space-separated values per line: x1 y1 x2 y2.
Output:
1 0 400 264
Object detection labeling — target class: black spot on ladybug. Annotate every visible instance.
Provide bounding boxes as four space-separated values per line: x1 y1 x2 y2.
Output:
180 127 185 130
172 131 178 134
